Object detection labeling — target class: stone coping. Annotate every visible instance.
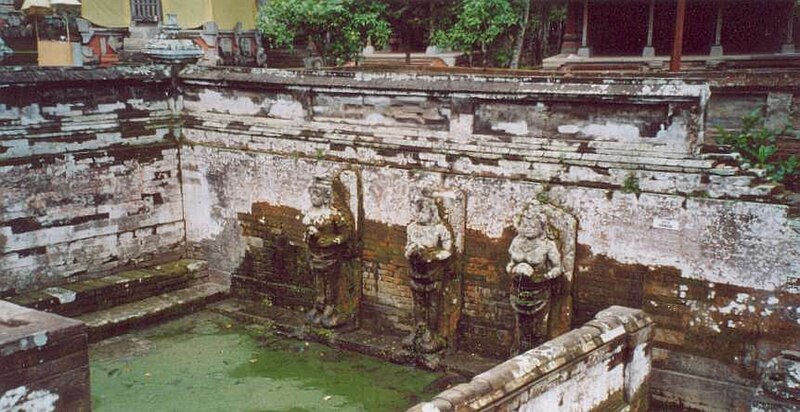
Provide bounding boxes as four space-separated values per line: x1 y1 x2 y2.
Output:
180 65 710 100
0 64 173 85
411 306 653 411
0 300 85 359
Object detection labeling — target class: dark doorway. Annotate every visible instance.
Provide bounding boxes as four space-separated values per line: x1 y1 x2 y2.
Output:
588 0 649 56
722 1 790 54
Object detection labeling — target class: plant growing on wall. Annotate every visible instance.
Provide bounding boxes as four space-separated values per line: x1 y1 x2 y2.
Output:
431 0 518 67
716 108 799 186
256 0 391 67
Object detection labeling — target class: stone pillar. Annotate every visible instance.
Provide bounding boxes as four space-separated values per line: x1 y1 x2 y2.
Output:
642 0 656 57
577 0 591 57
560 0 582 54
710 0 724 57
781 4 796 54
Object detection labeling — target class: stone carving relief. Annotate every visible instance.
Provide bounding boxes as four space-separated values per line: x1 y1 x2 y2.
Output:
752 350 800 411
507 199 576 354
301 172 361 329
403 187 464 369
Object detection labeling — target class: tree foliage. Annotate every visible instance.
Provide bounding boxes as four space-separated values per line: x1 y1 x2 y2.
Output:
256 0 391 66
431 0 518 66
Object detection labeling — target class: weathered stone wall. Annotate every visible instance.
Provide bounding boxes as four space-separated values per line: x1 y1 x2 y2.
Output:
176 64 796 396
2 66 797 410
0 66 185 295
178 67 799 409
408 306 653 412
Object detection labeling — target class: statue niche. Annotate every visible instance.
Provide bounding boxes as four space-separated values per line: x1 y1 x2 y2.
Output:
403 189 461 370
507 200 576 354
302 173 360 329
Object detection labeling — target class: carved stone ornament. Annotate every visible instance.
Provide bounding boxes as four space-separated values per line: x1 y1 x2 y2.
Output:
403 188 457 370
507 199 576 354
301 172 358 329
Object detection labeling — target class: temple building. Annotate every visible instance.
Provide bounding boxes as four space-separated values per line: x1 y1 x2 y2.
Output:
545 0 799 70
0 0 264 66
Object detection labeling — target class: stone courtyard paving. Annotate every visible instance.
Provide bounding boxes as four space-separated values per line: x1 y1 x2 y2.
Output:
89 311 444 411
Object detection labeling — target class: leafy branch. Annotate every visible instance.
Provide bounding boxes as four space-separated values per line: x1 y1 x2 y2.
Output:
716 107 799 185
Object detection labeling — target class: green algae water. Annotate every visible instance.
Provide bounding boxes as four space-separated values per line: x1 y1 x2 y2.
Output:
90 311 443 412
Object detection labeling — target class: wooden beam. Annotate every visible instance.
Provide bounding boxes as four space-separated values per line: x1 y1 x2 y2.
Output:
670 0 686 72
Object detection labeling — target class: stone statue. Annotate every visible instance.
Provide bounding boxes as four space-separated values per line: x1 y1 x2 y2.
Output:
403 190 454 369
302 174 354 328
760 351 800 401
507 202 564 353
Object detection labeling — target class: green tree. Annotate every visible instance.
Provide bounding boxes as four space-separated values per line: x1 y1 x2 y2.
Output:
431 0 518 67
257 0 391 67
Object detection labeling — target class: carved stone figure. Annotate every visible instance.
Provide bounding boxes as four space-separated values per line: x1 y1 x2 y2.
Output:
403 191 455 369
755 351 800 406
507 200 575 354
302 174 355 329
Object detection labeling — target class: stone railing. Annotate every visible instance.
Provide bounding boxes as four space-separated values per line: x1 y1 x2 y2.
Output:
409 306 653 412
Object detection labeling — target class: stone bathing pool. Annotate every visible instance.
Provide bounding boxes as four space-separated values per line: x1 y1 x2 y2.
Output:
89 311 444 412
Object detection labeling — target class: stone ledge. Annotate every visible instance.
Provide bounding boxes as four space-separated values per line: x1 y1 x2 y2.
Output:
0 64 172 85
410 306 654 412
207 299 498 378
7 259 208 317
180 65 710 100
0 301 91 411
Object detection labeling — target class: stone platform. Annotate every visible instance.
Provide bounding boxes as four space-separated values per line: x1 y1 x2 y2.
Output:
0 301 90 411
6 260 227 342
208 299 498 378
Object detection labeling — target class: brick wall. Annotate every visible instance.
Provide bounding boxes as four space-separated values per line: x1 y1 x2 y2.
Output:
0 66 185 295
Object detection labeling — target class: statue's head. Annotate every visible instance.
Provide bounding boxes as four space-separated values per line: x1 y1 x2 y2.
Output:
515 205 547 240
412 193 440 226
309 175 332 208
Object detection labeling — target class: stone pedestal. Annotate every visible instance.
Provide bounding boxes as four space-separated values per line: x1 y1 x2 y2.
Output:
0 301 90 412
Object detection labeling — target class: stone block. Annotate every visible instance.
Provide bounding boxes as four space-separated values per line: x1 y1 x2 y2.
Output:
0 300 90 412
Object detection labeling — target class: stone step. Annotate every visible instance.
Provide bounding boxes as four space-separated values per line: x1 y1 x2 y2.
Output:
78 282 228 342
7 260 208 318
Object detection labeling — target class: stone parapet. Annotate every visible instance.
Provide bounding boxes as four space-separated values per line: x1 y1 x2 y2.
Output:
0 300 90 411
409 306 654 412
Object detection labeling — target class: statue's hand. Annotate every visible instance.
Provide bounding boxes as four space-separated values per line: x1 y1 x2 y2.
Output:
317 235 341 247
306 226 319 237
511 263 534 278
545 268 562 280
404 243 422 259
434 250 451 261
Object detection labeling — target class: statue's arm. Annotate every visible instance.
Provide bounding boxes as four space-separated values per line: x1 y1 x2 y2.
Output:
546 241 563 279
404 224 419 258
506 238 519 273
